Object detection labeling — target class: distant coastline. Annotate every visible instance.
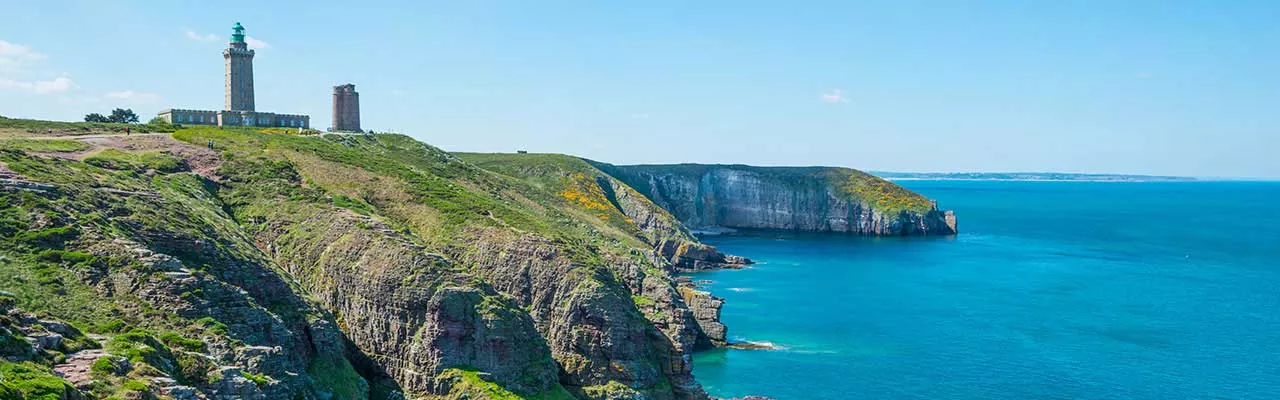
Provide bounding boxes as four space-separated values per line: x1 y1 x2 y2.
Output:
872 171 1198 182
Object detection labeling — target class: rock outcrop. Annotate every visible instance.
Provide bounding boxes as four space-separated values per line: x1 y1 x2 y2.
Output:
594 163 958 236
261 211 564 398
676 281 726 348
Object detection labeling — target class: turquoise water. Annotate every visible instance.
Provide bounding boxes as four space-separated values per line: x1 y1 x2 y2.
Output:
690 181 1280 399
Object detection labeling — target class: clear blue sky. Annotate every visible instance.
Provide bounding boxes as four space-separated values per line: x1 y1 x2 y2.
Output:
2 1 1277 178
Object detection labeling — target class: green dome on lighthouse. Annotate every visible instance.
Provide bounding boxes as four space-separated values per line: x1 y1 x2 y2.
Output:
231 22 245 43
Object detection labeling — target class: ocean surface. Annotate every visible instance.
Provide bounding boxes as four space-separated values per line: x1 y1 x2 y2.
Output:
689 180 1280 400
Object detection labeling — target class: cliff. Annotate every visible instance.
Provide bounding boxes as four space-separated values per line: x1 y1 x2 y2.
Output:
0 128 952 400
0 131 745 399
592 163 957 236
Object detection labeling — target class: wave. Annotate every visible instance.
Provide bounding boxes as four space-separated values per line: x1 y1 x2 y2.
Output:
727 339 787 351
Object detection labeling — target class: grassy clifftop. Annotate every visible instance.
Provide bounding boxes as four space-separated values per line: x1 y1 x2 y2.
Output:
0 115 178 138
457 152 698 247
1 126 718 399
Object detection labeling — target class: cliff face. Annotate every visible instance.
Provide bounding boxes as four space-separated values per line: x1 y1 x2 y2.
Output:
593 164 957 236
1 129 954 400
216 135 718 399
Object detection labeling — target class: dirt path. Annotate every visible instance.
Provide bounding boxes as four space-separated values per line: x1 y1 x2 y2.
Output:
16 132 169 140
16 132 225 180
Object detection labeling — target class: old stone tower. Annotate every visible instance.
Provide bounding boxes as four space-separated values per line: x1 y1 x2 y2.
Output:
332 84 361 132
224 22 255 112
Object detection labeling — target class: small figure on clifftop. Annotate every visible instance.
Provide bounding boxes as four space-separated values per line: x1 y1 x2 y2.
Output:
207 140 214 149
125 127 131 136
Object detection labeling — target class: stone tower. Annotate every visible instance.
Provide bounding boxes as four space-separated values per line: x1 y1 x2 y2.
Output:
332 84 361 132
224 22 255 112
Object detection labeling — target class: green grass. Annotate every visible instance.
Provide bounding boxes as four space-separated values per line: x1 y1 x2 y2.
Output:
834 169 934 214
441 368 574 400
105 329 174 368
91 357 118 375
0 115 179 137
85 148 187 173
241 371 269 387
195 317 229 336
0 327 29 357
0 235 126 339
0 361 75 400
88 319 128 335
630 295 656 308
0 139 90 153
173 127 643 266
456 152 689 247
121 379 148 391
158 331 206 352
307 356 365 399
13 226 79 249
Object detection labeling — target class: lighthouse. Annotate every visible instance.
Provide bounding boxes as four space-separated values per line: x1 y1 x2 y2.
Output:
224 22 256 112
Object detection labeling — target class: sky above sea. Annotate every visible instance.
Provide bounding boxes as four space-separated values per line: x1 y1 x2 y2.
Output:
2 1 1278 178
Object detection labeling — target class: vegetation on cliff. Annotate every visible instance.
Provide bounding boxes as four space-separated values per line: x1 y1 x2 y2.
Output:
831 169 934 215
1 123 949 399
456 152 695 246
1 131 367 399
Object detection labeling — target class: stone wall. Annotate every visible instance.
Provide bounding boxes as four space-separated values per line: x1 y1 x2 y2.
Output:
217 111 309 129
158 109 218 125
157 109 309 129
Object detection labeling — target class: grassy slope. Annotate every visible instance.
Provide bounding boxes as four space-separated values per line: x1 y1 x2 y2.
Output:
175 129 654 266
456 152 696 247
0 138 92 153
593 162 936 215
0 133 366 398
0 115 178 139
169 129 677 397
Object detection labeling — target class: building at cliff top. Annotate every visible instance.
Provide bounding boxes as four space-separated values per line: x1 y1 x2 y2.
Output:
331 84 361 132
157 22 310 129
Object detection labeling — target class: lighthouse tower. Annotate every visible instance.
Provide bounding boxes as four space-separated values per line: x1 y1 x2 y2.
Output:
224 22 255 112
158 21 310 129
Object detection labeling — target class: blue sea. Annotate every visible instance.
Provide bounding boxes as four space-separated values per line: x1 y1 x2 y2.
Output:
690 181 1280 400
